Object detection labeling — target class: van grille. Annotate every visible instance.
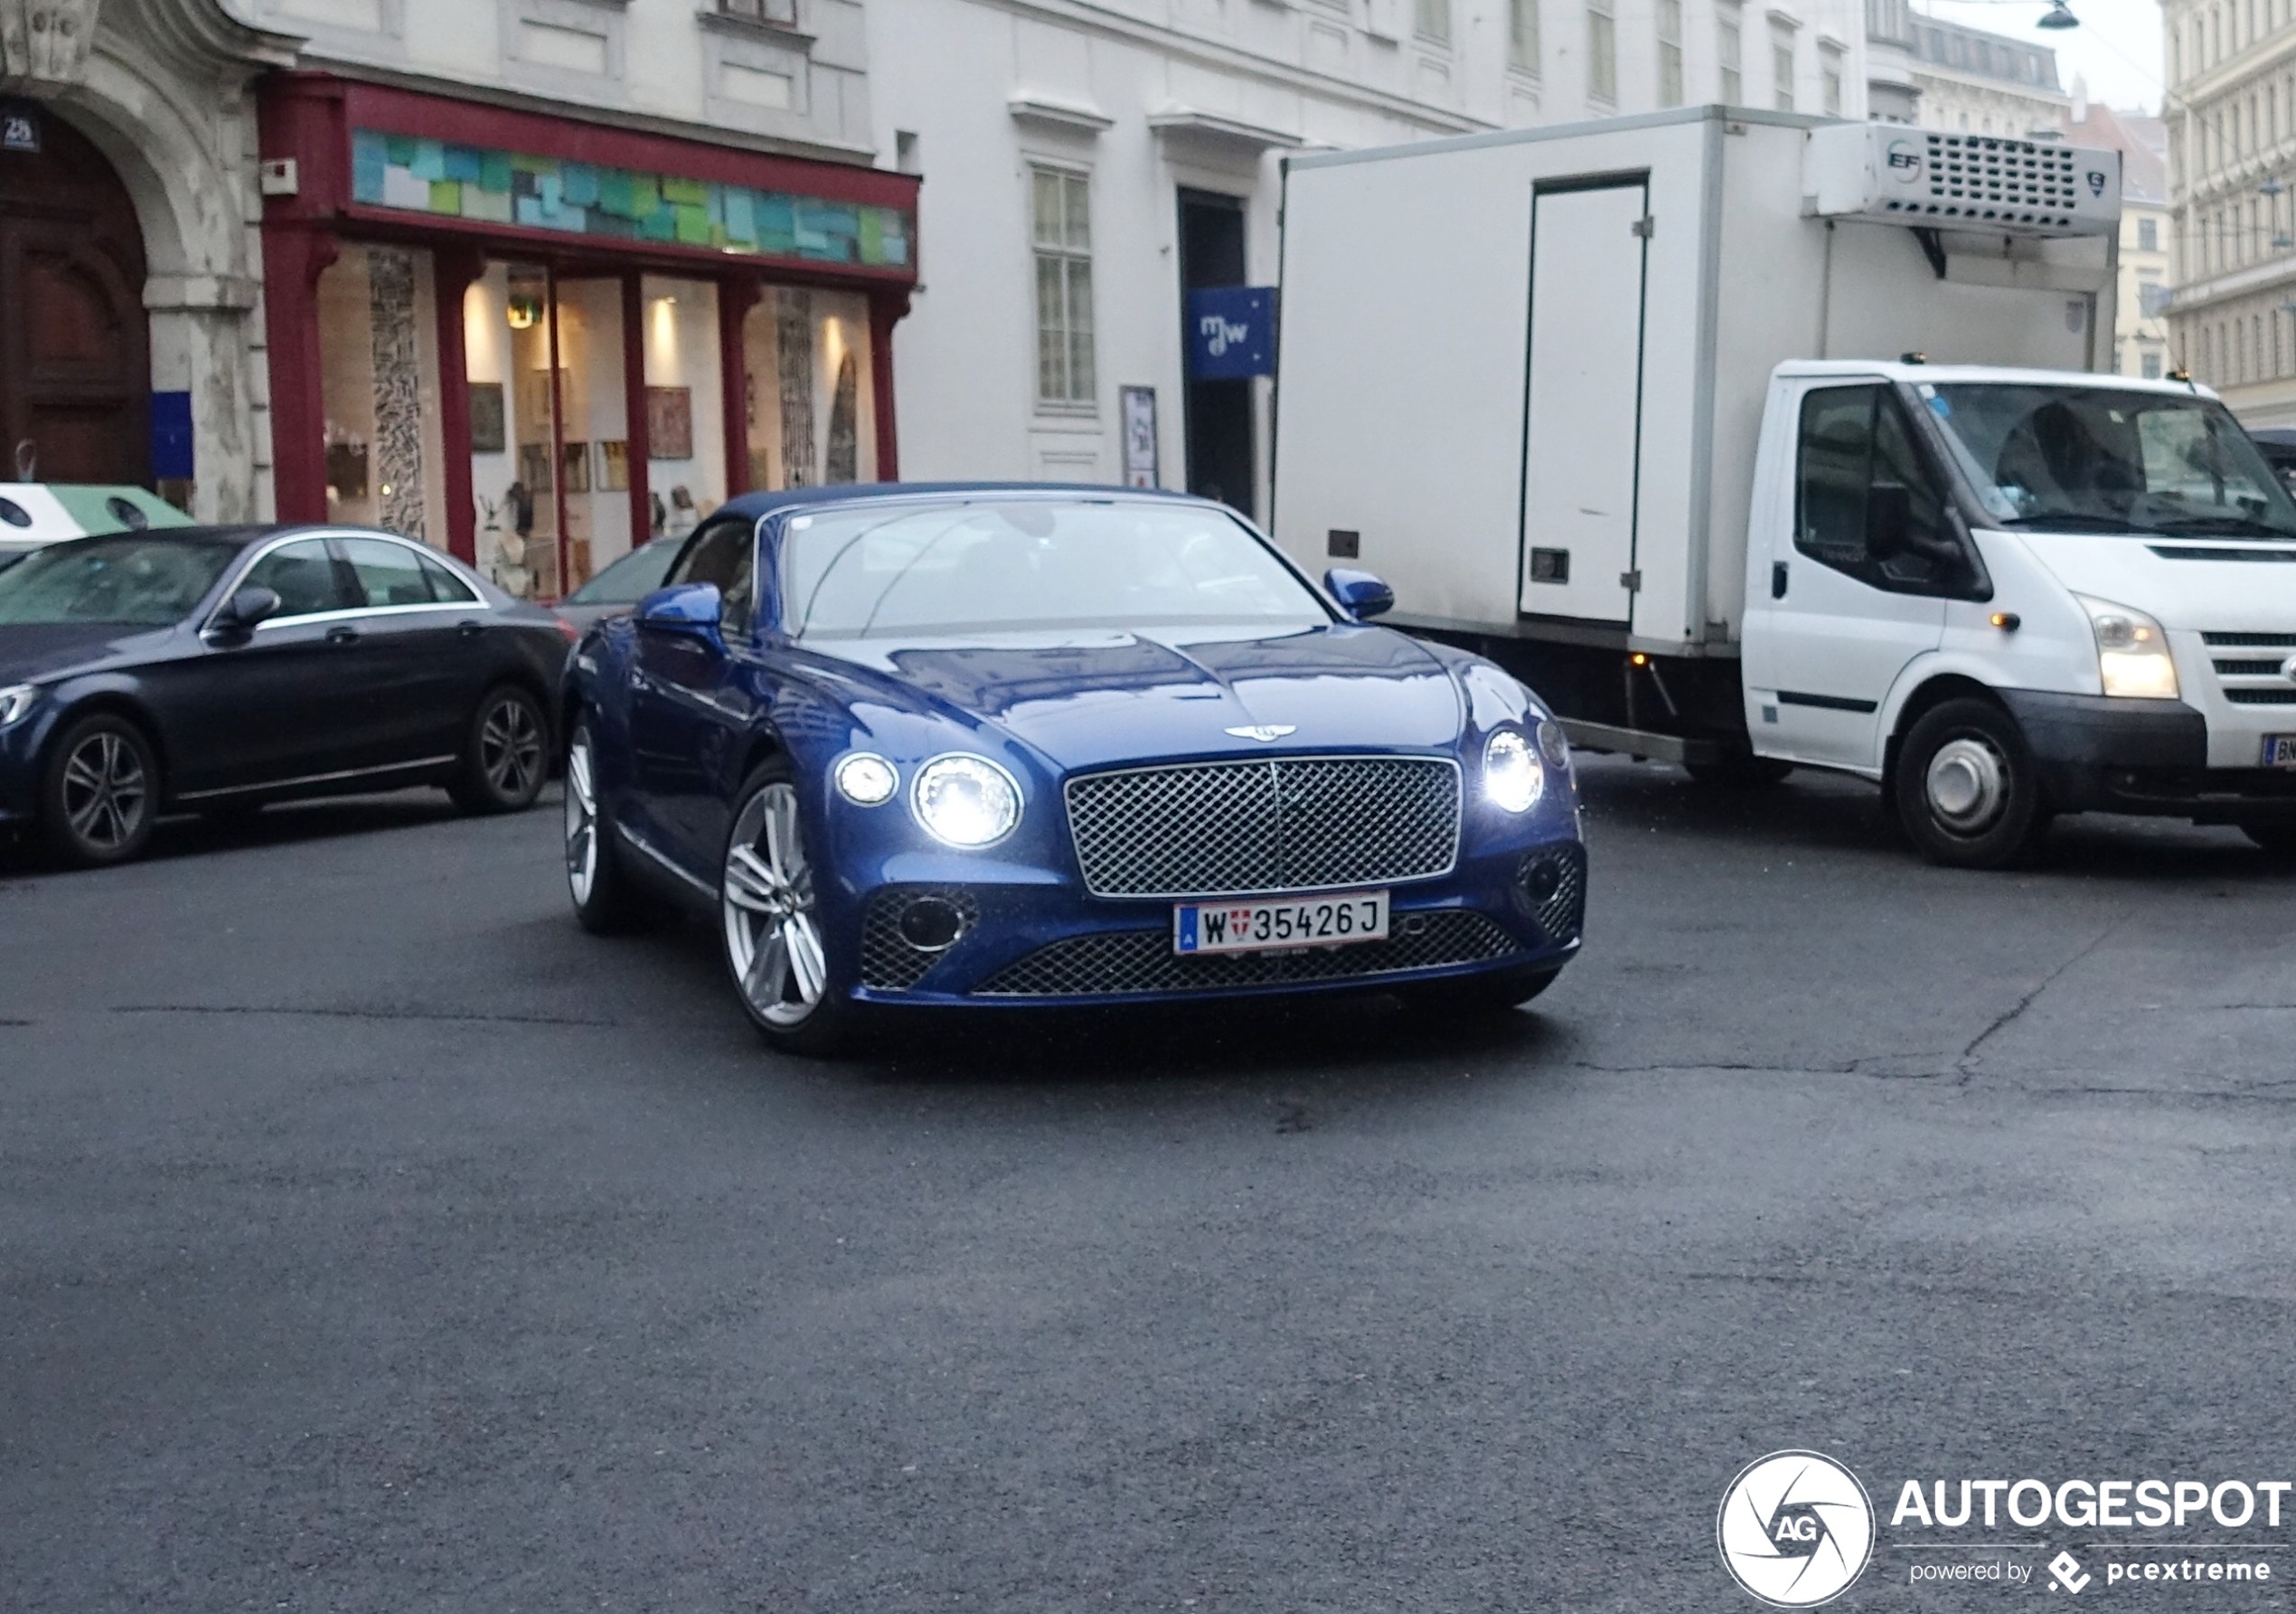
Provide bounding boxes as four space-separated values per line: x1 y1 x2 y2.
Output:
2202 632 2296 706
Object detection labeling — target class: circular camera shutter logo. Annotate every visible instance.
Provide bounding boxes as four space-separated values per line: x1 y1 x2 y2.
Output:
1717 1450 1875 1608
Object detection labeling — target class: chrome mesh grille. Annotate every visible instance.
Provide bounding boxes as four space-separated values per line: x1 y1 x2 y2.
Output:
1063 756 1461 898
1519 845 1587 947
972 910 1521 997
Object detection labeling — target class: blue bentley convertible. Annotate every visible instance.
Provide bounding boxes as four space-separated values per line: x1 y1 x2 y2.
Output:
561 486 1587 1054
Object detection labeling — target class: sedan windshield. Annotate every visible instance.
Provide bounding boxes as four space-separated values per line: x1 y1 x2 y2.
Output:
1920 382 2296 540
0 535 238 626
781 499 1332 638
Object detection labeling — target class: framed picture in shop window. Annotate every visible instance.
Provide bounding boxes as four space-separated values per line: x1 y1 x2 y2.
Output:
467 383 506 455
519 440 553 494
563 441 591 494
599 440 631 491
646 387 693 460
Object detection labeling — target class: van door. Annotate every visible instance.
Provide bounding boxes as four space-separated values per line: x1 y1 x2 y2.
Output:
1750 382 1953 771
1517 179 1649 628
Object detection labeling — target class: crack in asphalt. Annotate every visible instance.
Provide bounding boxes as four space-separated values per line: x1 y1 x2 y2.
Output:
110 1004 618 1028
1959 912 2130 1064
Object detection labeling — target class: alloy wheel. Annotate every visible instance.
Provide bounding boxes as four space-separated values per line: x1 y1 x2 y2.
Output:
60 731 148 852
564 733 598 904
722 782 827 1027
482 697 543 799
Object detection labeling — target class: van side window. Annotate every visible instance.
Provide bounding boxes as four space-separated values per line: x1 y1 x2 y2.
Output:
663 518 757 637
1794 384 1968 594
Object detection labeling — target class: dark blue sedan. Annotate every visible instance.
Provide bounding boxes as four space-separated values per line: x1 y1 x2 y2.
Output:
561 486 1586 1054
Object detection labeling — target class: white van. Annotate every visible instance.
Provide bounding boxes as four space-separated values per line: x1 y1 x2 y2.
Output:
1272 108 2296 866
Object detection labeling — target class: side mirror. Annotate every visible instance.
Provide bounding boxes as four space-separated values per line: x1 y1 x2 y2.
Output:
204 584 281 644
635 581 724 639
1865 483 1914 562
1323 567 1396 621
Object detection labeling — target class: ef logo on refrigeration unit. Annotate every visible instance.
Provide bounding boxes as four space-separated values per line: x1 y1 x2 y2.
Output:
1884 139 1923 183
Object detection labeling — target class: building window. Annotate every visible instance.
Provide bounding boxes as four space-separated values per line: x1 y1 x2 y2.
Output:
714 0 796 24
1416 0 1452 43
1587 0 1617 100
2141 348 2163 380
1718 6 1742 101
1820 43 1843 115
1031 165 1095 408
2139 216 2160 251
1658 0 1684 105
1510 0 1540 71
1772 26 1796 111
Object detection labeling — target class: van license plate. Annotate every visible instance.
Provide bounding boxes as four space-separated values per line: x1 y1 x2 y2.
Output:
2266 735 2296 769
1173 890 1388 956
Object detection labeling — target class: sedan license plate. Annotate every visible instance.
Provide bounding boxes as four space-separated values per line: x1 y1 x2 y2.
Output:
2266 735 2296 769
1173 890 1389 956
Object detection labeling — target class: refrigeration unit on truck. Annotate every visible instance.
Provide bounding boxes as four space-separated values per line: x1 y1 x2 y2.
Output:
1273 108 2296 866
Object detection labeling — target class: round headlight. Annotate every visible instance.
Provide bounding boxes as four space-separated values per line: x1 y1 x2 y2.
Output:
834 752 898 806
1483 728 1546 814
910 753 1022 848
1536 718 1571 769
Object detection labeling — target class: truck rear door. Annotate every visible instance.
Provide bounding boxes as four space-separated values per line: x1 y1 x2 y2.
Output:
1745 381 1951 772
1517 179 1650 629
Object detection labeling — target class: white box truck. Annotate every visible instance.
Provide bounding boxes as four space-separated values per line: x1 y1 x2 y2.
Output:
1272 108 2296 865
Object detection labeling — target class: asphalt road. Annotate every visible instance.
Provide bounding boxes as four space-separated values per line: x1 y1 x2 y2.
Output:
4 763 2294 1612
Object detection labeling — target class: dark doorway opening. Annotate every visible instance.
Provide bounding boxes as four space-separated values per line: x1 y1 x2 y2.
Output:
0 109 150 486
1177 189 1253 519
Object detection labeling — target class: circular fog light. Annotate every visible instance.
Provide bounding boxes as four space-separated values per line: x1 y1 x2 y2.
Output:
1536 718 1571 769
835 752 898 806
897 896 965 951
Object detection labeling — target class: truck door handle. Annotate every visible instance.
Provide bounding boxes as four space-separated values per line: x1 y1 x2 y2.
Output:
1771 562 1790 599
326 624 361 644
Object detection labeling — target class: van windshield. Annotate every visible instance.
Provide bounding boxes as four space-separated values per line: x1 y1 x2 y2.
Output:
1919 383 2296 541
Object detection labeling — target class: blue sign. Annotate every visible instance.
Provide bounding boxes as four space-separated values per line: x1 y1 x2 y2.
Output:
1187 286 1275 380
150 391 194 482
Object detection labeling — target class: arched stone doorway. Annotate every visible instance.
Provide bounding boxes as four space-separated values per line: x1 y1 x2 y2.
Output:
0 109 149 484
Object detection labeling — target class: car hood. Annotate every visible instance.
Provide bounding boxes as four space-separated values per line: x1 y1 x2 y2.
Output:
2010 531 2296 631
0 622 174 683
807 621 1465 771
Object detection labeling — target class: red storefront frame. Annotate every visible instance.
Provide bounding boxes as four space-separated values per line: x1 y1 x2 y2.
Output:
257 72 920 567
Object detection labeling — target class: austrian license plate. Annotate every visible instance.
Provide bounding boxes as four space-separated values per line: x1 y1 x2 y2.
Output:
1172 890 1389 956
2265 735 2296 769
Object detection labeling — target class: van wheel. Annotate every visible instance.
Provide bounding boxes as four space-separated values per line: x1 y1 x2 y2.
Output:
1683 755 1793 788
1893 698 2051 870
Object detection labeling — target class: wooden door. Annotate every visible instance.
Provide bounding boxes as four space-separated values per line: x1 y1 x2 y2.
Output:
0 109 149 485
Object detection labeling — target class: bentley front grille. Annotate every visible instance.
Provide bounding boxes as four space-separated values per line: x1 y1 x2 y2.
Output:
1062 755 1462 899
971 910 1522 997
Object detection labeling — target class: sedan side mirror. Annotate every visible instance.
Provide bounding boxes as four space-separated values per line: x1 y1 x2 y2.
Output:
204 585 281 644
1323 567 1396 621
635 581 724 638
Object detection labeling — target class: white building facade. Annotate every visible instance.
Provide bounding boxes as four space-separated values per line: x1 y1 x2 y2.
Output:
864 0 1867 519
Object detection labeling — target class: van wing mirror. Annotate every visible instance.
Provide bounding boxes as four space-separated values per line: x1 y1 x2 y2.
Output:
1865 483 1914 562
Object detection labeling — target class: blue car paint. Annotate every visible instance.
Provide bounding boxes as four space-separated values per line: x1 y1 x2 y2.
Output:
565 484 1586 1008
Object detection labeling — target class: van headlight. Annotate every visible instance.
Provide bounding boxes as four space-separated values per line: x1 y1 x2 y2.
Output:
0 684 37 729
1483 728 1546 813
2077 595 2179 700
910 753 1021 847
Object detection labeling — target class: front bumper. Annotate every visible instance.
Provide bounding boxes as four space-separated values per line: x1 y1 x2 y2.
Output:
840 837 1587 1008
2000 691 2296 822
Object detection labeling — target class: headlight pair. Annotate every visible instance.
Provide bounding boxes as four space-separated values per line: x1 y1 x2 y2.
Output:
1484 720 1569 813
0 684 37 729
836 750 1021 848
2077 595 2179 701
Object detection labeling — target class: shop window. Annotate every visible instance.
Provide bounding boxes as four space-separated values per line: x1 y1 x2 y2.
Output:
315 243 447 546
740 286 876 491
644 277 728 539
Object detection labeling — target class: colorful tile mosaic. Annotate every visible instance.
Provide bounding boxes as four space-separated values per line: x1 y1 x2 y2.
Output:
351 129 911 269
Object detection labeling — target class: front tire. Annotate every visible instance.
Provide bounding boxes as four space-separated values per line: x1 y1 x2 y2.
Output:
720 759 860 1056
41 713 160 868
1893 698 2052 870
563 722 660 933
449 684 548 814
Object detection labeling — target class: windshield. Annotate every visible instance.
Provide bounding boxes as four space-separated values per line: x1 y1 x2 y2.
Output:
566 538 679 605
1920 383 2296 540
0 535 237 626
781 499 1331 638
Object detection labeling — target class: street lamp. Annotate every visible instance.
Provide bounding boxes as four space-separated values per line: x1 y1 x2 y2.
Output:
2037 0 2079 27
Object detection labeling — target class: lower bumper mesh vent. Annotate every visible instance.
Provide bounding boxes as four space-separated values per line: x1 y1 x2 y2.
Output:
972 910 1523 997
